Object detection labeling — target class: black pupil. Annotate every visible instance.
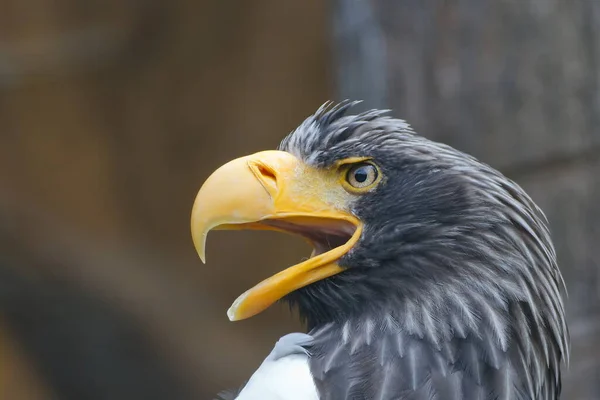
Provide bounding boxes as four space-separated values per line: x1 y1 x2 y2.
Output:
354 167 369 183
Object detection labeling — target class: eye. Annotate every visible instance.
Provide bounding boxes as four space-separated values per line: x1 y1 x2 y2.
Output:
346 163 378 189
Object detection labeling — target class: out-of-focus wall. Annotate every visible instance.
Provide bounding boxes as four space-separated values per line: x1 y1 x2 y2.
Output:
0 1 328 398
334 0 600 398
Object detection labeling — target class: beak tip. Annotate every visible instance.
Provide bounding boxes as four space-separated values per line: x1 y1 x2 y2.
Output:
191 230 208 264
198 246 206 263
193 244 206 264
227 308 235 322
227 291 248 322
227 306 238 321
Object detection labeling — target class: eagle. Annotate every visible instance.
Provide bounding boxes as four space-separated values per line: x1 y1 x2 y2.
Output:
191 101 569 399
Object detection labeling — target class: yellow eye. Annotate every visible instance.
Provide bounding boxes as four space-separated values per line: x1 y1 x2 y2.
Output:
345 163 379 189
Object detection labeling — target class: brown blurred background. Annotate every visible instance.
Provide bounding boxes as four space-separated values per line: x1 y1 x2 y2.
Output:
0 1 598 399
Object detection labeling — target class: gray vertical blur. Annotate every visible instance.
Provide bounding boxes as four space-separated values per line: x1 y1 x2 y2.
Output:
334 0 600 398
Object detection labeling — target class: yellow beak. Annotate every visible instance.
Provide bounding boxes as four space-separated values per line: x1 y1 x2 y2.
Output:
191 150 362 321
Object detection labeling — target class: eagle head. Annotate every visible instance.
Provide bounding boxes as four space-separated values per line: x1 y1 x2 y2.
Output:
191 101 568 399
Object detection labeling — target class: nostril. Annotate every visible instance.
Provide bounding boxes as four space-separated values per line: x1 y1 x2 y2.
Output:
254 163 278 192
258 164 276 181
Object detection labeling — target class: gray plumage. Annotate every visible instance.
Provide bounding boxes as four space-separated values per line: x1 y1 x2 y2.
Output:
265 333 314 361
277 101 568 399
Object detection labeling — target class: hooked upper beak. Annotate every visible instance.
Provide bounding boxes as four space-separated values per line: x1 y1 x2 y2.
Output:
191 150 362 321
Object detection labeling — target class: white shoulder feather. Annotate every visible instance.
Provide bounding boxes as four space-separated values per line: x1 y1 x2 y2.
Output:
236 333 318 400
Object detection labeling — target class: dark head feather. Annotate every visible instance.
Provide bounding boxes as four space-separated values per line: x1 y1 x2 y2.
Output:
279 101 569 399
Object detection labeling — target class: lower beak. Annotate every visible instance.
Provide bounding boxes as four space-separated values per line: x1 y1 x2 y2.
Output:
191 150 361 321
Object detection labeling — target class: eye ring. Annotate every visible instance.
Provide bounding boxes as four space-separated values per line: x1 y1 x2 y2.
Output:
343 162 381 192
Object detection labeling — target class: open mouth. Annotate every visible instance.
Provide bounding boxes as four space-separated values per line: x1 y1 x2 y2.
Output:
260 217 357 258
213 214 362 321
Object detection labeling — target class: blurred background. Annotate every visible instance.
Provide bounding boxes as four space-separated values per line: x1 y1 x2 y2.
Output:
0 0 598 399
